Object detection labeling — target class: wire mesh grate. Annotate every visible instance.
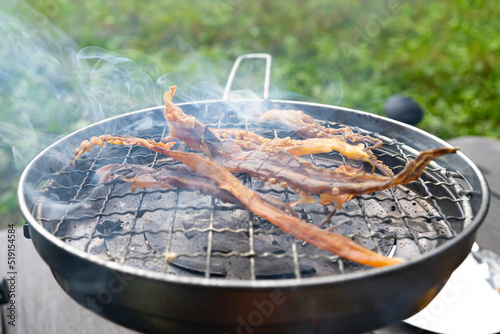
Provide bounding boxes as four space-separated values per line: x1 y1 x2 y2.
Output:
29 104 473 281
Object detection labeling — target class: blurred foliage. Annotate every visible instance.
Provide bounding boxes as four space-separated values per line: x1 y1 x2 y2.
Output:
24 0 500 138
1 0 499 228
0 148 23 229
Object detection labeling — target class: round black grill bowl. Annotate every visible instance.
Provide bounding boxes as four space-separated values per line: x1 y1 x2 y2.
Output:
18 99 489 333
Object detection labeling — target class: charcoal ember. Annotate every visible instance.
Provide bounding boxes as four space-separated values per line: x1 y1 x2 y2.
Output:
96 219 123 235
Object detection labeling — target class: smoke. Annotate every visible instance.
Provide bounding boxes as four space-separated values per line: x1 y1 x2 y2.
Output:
0 1 275 230
0 1 269 170
1 0 348 231
0 2 208 173
0 1 173 229
0 1 167 168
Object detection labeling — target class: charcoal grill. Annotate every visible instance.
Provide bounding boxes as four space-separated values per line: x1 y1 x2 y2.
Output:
18 54 489 333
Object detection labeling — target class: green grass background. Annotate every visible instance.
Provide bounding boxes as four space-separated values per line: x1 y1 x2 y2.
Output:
1 0 499 228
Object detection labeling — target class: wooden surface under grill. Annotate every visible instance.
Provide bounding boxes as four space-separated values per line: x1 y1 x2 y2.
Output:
1 135 499 334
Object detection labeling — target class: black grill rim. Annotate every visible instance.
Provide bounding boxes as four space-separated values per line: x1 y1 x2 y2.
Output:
18 99 490 289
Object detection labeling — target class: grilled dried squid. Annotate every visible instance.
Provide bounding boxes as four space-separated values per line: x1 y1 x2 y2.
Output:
74 135 404 267
162 85 456 209
72 85 458 268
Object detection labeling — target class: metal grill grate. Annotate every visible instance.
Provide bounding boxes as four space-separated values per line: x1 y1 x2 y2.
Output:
28 103 472 281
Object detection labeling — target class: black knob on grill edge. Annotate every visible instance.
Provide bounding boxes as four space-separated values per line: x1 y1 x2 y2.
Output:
23 222 31 239
384 95 424 126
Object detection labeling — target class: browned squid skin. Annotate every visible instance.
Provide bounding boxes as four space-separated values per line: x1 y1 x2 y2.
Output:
162 96 391 176
162 86 456 208
201 127 394 208
74 135 404 267
164 126 381 175
163 86 206 151
392 148 459 184
258 109 393 176
97 162 299 217
201 128 458 208
163 85 370 163
74 134 391 209
210 128 372 162
162 87 392 206
259 109 383 148
97 162 240 201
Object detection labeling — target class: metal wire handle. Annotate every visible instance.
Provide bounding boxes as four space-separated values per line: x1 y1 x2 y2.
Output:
222 53 272 101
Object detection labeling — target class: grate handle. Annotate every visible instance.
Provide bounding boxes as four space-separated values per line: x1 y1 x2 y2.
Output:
223 53 272 101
